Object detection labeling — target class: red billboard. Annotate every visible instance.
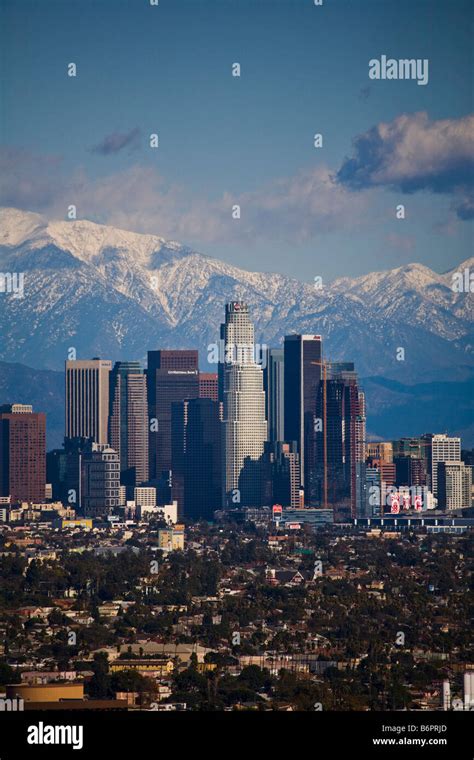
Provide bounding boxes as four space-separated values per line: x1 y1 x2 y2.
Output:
272 504 283 520
390 493 400 514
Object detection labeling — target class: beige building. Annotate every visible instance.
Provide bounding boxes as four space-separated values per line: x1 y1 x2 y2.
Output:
438 461 472 510
430 434 461 496
6 682 84 702
65 359 111 444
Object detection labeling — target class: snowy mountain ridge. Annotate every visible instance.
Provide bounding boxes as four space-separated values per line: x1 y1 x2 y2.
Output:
0 207 472 386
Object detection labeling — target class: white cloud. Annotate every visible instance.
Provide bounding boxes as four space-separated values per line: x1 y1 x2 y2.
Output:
337 112 474 219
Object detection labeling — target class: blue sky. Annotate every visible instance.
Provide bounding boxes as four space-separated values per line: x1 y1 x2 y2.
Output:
1 0 472 281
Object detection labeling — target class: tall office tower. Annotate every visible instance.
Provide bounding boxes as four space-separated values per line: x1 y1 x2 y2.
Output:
146 350 199 481
422 433 461 496
109 361 148 492
173 398 222 521
314 363 366 518
262 441 301 507
352 384 367 517
81 443 121 517
438 461 472 510
170 399 187 515
221 302 267 507
284 335 322 504
0 404 46 504
263 348 284 443
366 442 393 463
65 358 111 444
199 373 218 401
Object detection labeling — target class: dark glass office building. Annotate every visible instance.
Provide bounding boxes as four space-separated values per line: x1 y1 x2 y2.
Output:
147 350 199 481
109 361 148 493
263 348 284 443
172 398 222 520
314 363 366 519
283 334 322 505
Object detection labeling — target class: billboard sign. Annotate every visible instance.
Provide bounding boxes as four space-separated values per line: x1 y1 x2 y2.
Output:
272 504 283 520
390 493 400 514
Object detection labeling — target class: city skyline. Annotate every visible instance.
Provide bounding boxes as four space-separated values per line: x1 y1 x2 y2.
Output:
1 299 471 521
0 0 472 736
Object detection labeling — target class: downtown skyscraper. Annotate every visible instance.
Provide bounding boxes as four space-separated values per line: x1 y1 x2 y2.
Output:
220 302 267 507
146 349 199 483
0 404 46 504
109 361 148 493
171 397 222 520
422 433 461 497
315 362 366 518
65 358 111 445
263 348 284 443
283 334 322 505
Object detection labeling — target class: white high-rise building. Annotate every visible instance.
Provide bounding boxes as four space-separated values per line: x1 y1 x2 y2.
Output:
429 434 461 496
221 302 267 507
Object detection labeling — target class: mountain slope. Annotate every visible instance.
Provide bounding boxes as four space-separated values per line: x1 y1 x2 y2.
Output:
0 208 472 386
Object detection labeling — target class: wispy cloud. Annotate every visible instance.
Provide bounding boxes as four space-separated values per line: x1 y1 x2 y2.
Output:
0 148 63 210
2 111 471 249
337 112 474 220
90 128 141 156
0 148 366 245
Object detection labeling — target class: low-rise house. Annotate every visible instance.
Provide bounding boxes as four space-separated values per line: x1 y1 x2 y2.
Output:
265 568 306 586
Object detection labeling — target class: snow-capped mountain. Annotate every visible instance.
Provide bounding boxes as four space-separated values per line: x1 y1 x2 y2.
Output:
0 207 472 385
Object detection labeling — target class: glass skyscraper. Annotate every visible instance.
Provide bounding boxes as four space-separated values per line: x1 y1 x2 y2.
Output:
283 334 322 505
109 361 148 492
